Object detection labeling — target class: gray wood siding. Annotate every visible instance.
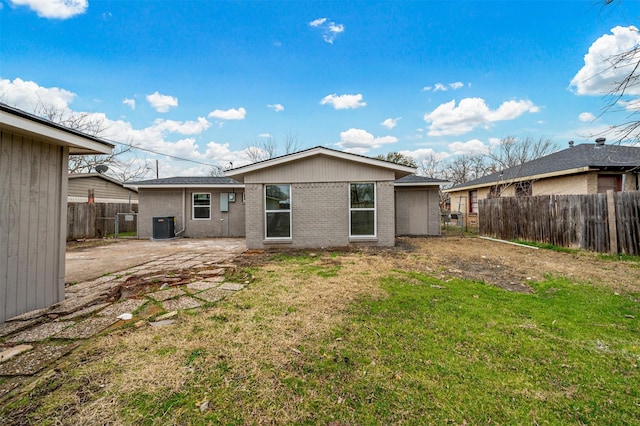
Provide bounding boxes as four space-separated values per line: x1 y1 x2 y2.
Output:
244 155 396 184
1 129 67 322
68 176 138 201
395 188 441 236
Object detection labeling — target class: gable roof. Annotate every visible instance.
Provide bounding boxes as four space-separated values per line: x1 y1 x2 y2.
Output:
126 176 243 189
0 102 113 155
225 146 416 181
446 143 640 191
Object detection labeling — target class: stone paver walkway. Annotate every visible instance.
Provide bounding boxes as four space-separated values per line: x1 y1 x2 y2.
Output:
0 241 248 401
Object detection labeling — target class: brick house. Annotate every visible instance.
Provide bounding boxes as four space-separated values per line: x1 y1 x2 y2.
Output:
444 140 640 227
129 147 445 248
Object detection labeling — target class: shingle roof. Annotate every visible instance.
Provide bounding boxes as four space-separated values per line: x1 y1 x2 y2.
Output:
448 143 640 191
128 176 242 186
395 175 448 184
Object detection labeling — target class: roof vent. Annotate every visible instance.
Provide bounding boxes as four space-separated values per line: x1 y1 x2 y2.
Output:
595 137 606 146
568 140 574 147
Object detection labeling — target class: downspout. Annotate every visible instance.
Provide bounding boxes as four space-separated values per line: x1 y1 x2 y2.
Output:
175 188 186 237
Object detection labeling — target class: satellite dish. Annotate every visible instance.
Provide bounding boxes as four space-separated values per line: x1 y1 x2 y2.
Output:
95 165 109 174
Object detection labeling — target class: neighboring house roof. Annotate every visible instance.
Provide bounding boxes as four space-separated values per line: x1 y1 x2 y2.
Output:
68 173 139 192
395 175 448 186
445 143 640 192
225 146 416 181
126 176 244 189
0 102 113 155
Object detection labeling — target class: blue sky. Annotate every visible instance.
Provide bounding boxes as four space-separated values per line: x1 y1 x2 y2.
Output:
2 0 640 178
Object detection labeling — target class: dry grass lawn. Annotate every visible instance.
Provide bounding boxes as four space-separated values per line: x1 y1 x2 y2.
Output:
2 236 639 424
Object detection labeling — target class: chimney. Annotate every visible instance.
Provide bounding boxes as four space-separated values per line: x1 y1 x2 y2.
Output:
568 140 574 147
595 137 606 146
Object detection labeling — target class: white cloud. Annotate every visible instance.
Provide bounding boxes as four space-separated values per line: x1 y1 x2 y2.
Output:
571 26 640 96
0 77 75 111
268 103 284 112
381 117 401 129
207 107 246 120
579 112 596 122
146 91 178 113
309 17 327 27
151 117 210 135
258 133 271 138
0 78 257 177
320 93 366 110
335 128 397 154
423 97 539 136
123 98 135 110
9 0 87 19
422 82 466 92
448 139 491 156
309 17 344 44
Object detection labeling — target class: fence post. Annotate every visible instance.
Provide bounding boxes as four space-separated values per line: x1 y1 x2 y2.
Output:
607 190 618 255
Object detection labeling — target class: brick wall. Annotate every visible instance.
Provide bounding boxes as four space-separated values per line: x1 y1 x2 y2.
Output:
245 181 396 249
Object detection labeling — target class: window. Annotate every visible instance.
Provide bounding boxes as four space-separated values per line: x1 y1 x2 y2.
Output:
193 193 211 219
265 184 291 238
350 183 376 237
515 180 532 197
597 175 622 193
469 190 478 214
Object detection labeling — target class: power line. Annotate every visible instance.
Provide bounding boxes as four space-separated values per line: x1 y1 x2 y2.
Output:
102 137 222 168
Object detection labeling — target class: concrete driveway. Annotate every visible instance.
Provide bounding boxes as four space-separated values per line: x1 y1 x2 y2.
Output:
65 238 247 283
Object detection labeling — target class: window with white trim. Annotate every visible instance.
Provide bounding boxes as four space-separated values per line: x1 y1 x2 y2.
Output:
192 193 211 220
265 184 291 238
350 183 376 237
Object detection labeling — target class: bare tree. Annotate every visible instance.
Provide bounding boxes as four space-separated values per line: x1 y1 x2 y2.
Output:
33 101 149 182
418 151 447 179
488 136 558 171
244 132 300 163
442 154 492 186
208 165 226 177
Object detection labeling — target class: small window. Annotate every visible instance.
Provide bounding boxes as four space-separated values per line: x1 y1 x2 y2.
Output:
469 190 478 214
265 184 291 238
350 183 376 237
515 181 532 197
193 193 211 220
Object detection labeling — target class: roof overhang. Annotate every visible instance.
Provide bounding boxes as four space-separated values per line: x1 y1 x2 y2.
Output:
225 146 416 182
0 103 113 155
126 183 245 190
394 181 446 187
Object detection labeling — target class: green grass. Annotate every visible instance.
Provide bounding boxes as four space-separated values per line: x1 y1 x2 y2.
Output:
121 273 638 424
287 273 640 424
513 239 580 253
270 252 342 277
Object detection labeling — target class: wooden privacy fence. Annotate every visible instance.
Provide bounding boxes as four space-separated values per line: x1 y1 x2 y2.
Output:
479 191 640 255
67 202 138 241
